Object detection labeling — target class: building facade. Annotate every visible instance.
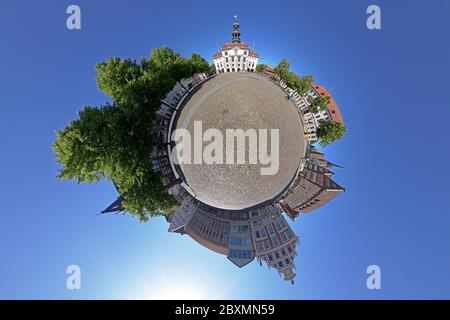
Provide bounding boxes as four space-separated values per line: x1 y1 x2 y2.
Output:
305 145 343 169
213 16 259 73
167 198 298 283
272 74 344 144
279 161 345 216
308 84 344 126
100 25 348 283
249 205 298 283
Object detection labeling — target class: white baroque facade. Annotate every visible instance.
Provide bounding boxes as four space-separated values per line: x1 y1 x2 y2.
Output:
213 16 259 73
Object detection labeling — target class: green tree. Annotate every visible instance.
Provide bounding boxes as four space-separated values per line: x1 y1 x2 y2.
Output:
189 53 210 74
316 120 347 147
308 95 331 113
274 59 313 95
96 58 144 105
274 58 290 81
54 47 208 221
294 74 314 96
256 64 266 73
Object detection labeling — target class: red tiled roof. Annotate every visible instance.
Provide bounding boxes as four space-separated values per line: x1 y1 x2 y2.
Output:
279 202 299 221
311 84 344 125
221 42 250 50
212 42 259 60
248 50 259 58
265 64 275 72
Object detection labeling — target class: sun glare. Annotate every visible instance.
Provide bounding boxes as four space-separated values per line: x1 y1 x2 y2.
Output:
129 266 227 300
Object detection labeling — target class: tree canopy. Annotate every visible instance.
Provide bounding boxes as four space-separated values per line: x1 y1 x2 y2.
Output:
54 46 210 222
273 58 346 147
189 53 210 74
209 63 217 73
255 64 266 73
308 95 331 114
316 120 347 147
274 58 314 96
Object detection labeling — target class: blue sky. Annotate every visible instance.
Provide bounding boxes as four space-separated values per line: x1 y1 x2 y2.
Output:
0 0 449 299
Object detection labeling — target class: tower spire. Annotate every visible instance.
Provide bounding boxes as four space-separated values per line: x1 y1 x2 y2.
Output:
232 15 241 43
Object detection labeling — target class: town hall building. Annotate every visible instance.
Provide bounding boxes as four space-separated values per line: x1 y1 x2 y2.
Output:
213 16 259 73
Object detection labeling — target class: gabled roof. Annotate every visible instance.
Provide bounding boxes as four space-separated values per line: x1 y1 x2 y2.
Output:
212 51 222 59
212 42 259 60
311 84 344 125
227 255 254 268
248 50 259 58
221 42 249 50
101 195 124 214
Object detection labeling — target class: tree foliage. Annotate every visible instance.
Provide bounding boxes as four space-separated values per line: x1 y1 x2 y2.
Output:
274 58 313 95
316 120 347 147
272 58 346 147
255 64 266 73
308 95 331 113
189 53 210 74
209 63 217 73
274 59 290 81
54 46 209 221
